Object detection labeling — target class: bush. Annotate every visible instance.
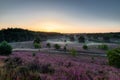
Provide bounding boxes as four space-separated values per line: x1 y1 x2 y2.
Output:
83 44 88 50
54 44 60 50
98 44 108 50
34 43 41 48
0 41 12 55
46 43 51 48
70 48 77 57
78 36 85 43
107 48 120 68
63 46 67 51
33 37 41 44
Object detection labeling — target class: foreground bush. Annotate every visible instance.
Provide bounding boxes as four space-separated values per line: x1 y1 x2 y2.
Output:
83 44 88 50
98 44 108 50
0 41 12 55
107 47 120 68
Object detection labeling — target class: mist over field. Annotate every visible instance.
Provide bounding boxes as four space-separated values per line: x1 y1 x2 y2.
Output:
0 0 120 80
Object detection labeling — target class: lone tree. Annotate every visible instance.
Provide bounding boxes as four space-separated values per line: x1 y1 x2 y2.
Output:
46 43 51 48
78 36 85 43
107 47 120 68
0 41 12 55
34 42 41 48
33 37 41 44
54 44 60 50
33 37 41 49
83 44 88 50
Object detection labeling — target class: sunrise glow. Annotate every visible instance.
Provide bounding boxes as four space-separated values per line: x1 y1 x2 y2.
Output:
0 0 120 33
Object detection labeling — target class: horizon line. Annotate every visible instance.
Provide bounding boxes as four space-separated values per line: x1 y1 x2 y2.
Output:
0 27 120 34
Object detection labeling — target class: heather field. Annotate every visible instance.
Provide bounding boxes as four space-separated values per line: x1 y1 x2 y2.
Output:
0 51 120 80
0 0 120 79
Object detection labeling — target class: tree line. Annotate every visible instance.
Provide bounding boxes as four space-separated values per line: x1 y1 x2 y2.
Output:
0 28 62 42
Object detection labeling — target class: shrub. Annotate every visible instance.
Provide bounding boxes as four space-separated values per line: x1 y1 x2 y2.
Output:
54 44 60 50
0 41 12 55
46 43 51 48
34 43 41 48
70 48 77 57
63 46 67 51
33 37 41 44
98 44 108 50
107 48 120 68
83 44 88 50
78 36 85 43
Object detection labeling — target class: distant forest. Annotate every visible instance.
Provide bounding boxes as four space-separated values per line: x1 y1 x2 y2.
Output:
0 28 62 42
0 28 120 42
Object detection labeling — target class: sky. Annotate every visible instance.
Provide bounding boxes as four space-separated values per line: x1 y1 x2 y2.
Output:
0 0 120 33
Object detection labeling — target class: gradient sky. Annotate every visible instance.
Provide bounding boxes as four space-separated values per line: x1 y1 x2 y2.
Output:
0 0 120 33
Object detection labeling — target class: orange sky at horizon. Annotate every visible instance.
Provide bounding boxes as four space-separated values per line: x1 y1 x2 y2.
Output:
0 19 120 33
0 17 120 33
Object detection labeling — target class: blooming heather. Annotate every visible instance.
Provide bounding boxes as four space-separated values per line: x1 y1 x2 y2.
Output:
0 51 119 80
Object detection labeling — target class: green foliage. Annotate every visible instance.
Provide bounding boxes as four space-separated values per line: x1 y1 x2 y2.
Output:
107 48 120 68
34 43 41 48
54 44 60 50
0 41 12 55
78 36 85 43
70 48 77 57
34 37 41 44
46 43 51 48
98 44 108 50
83 44 88 50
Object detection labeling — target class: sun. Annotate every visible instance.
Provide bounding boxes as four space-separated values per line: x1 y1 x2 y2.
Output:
43 25 58 32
